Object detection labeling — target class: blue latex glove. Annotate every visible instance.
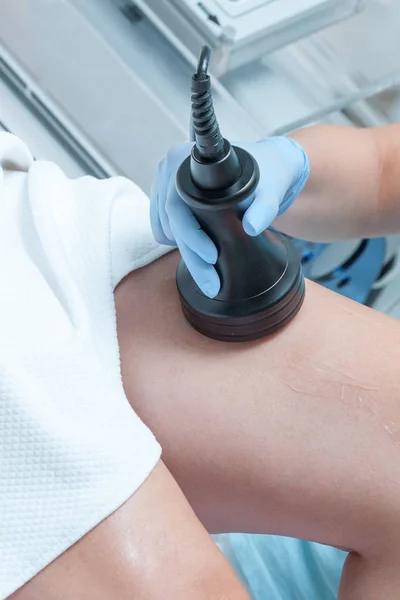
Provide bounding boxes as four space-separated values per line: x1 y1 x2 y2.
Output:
150 137 310 298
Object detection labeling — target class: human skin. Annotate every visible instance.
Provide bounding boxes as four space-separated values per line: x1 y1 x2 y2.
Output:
280 124 400 241
115 250 400 600
9 461 250 600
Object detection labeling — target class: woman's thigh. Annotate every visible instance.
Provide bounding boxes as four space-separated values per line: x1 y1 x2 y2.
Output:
115 250 400 556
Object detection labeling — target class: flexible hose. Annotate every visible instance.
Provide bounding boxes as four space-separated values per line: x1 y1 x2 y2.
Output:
191 45 224 159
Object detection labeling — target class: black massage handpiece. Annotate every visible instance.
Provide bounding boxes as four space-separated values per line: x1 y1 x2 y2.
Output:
176 46 305 342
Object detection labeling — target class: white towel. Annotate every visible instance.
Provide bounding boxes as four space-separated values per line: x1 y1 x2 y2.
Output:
0 133 170 598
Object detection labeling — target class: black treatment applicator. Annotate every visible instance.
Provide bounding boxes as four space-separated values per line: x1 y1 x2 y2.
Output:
176 46 305 342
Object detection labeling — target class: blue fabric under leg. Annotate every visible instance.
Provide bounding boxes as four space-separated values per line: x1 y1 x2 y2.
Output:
215 534 347 600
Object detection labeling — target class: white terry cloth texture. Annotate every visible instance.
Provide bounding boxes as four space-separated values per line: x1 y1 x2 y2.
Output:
0 133 171 598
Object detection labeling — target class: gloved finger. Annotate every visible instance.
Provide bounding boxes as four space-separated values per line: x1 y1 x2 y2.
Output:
158 163 175 243
242 185 280 237
158 142 194 242
167 185 218 264
238 137 309 237
176 236 220 298
150 190 175 246
150 163 174 246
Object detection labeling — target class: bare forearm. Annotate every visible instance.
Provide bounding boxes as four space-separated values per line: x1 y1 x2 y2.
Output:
10 462 249 600
275 124 400 241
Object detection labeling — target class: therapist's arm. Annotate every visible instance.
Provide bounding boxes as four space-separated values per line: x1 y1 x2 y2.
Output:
10 461 249 600
275 124 400 241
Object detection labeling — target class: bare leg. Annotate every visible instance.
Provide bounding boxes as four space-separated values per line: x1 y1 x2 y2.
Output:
10 462 249 600
116 250 400 599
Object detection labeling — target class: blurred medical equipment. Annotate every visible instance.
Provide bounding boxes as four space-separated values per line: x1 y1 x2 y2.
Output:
293 237 387 305
135 0 366 75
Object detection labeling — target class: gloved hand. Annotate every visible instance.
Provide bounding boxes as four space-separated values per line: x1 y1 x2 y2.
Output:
0 133 162 599
151 137 310 298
